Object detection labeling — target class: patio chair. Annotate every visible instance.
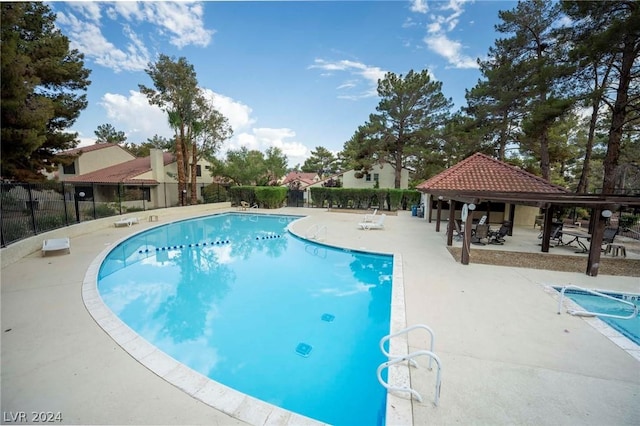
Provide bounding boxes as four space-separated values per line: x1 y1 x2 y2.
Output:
359 214 386 230
472 224 489 245
601 227 619 251
42 237 70 256
452 220 464 241
488 221 511 245
239 201 250 211
538 222 563 244
362 208 378 223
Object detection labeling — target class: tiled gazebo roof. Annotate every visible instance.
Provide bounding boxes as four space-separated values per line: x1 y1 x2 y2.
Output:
416 152 567 194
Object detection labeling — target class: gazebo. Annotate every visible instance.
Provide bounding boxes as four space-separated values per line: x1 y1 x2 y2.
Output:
416 153 640 276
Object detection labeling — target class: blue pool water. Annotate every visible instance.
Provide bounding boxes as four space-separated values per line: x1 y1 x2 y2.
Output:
557 288 640 345
98 213 392 425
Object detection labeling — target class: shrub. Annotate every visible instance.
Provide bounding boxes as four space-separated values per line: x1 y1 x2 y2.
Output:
254 186 287 209
619 214 639 229
388 189 403 210
35 213 67 233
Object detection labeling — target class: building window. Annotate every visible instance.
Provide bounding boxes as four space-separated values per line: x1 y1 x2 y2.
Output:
63 162 76 174
196 165 202 177
142 187 151 202
366 174 371 182
373 173 379 182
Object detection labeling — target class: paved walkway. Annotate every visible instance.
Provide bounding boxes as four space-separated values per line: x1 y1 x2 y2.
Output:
2 207 638 425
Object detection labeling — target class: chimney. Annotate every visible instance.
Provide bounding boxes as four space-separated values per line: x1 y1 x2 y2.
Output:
150 148 164 182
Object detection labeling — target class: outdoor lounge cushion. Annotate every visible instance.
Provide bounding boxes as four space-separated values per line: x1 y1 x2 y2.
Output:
114 217 140 227
358 214 386 230
42 237 70 256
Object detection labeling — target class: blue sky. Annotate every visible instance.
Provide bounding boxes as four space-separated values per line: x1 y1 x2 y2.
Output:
50 0 516 167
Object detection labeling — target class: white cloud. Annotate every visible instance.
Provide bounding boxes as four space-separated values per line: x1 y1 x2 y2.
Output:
54 2 213 73
424 34 478 69
99 91 171 141
410 0 429 14
67 1 102 22
55 11 150 72
224 128 310 168
418 0 479 69
95 89 308 167
200 89 255 132
144 1 213 48
309 59 387 99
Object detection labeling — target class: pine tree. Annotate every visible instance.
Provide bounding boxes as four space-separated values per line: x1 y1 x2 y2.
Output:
1 2 91 180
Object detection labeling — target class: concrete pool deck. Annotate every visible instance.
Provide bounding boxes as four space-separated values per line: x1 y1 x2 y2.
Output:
2 205 639 425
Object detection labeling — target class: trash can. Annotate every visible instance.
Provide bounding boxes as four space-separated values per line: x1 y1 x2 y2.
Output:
411 205 417 216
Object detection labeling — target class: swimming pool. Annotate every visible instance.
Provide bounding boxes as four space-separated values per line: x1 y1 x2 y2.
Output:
96 213 393 425
555 286 640 345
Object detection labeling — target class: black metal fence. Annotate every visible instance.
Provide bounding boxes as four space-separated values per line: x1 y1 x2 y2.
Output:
1 181 229 247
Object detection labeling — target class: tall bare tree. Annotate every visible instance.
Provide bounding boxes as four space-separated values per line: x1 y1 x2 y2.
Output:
139 55 199 205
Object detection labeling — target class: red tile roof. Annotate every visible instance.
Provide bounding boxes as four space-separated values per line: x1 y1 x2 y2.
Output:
65 152 175 184
57 143 122 156
282 171 318 186
416 152 568 194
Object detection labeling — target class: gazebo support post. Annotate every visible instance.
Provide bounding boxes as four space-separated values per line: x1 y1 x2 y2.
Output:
507 203 515 236
586 207 605 277
461 209 475 265
428 194 433 223
541 206 555 253
447 202 455 246
435 197 442 232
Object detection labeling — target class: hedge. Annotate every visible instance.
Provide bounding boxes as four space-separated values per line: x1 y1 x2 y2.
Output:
308 187 420 210
228 186 287 209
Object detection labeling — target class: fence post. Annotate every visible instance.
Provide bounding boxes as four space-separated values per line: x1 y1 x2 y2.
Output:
62 182 69 226
27 182 37 234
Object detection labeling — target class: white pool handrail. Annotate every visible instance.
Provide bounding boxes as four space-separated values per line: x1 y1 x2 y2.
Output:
376 350 442 406
557 285 638 320
379 324 436 370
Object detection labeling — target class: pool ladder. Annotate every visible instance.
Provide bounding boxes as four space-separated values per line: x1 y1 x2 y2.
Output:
557 285 638 319
377 324 442 406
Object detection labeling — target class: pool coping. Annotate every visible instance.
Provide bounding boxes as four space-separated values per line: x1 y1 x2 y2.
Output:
544 285 640 362
81 212 412 426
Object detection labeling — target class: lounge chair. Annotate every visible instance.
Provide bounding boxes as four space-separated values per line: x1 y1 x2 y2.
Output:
362 208 378 223
42 237 70 256
488 221 511 245
239 201 250 211
538 222 564 245
472 224 489 245
114 217 140 227
359 214 386 230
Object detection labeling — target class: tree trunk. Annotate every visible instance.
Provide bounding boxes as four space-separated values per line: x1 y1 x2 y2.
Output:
602 31 636 195
176 124 186 206
539 128 551 181
191 144 198 204
576 101 599 193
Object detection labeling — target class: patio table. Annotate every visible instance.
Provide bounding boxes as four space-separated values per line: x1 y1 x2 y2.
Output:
561 229 591 253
